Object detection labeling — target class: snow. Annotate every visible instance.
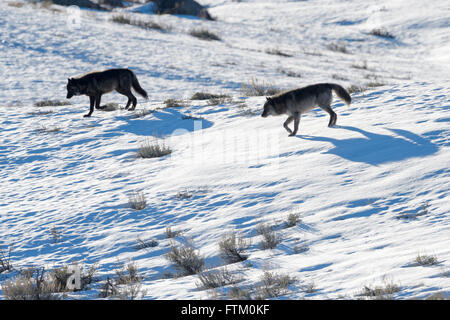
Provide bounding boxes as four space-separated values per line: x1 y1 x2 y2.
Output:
0 0 449 299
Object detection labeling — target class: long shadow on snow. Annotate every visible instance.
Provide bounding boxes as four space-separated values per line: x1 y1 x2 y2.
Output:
300 125 438 166
110 108 213 137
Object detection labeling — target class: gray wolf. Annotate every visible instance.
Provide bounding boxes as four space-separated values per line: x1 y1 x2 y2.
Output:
66 68 148 117
261 83 351 136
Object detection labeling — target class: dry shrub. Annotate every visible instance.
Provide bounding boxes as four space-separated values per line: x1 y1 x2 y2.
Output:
164 98 188 108
99 102 121 111
256 223 281 249
253 271 296 299
196 266 242 290
286 212 301 228
99 261 146 300
415 253 438 266
240 78 281 97
128 191 147 210
2 267 61 300
191 92 229 100
189 28 221 41
265 48 293 57
114 261 142 285
359 278 400 300
135 237 158 250
136 138 172 159
218 232 250 264
347 84 367 94
165 242 204 275
0 248 13 274
34 99 71 107
369 28 395 39
112 14 168 31
227 271 296 300
327 42 350 54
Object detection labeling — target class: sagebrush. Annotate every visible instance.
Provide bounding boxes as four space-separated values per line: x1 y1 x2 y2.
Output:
165 242 204 275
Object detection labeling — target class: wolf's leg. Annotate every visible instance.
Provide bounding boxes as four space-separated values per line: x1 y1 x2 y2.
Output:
117 88 131 109
320 105 337 127
331 111 337 126
129 93 138 111
124 99 131 110
94 94 102 110
117 88 137 110
283 116 294 134
289 113 301 136
95 94 106 110
84 96 95 117
327 107 337 127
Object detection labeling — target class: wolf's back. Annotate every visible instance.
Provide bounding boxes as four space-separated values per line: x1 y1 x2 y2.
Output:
329 83 351 105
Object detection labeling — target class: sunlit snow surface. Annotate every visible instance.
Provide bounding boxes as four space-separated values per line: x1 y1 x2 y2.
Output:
0 0 449 299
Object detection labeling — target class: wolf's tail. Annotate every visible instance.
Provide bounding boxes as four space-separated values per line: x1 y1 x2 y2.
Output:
329 83 351 106
131 72 148 99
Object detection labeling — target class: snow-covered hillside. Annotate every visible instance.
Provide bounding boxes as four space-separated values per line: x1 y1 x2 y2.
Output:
0 0 449 299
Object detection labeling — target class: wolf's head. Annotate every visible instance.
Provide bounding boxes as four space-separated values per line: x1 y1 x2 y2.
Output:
261 97 276 117
66 78 83 99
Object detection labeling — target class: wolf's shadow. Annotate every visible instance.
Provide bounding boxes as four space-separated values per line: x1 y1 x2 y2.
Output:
300 125 438 165
113 108 213 137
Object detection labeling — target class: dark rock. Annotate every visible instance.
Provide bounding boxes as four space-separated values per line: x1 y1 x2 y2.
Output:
99 0 125 8
49 0 105 10
153 0 213 20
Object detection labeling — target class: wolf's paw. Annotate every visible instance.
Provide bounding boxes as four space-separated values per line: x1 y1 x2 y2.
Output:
83 114 91 118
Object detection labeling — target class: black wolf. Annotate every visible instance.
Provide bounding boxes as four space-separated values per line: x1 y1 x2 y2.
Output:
66 68 148 117
261 83 351 136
